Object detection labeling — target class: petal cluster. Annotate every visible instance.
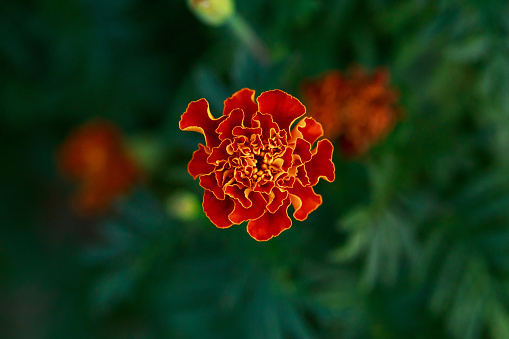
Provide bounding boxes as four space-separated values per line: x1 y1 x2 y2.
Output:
58 120 140 215
180 88 335 241
302 67 401 156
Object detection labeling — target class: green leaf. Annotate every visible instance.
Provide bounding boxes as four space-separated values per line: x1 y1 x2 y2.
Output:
91 268 136 314
445 36 491 62
488 300 509 339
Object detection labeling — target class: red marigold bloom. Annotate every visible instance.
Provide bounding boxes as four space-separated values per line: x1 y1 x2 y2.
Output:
179 88 335 241
58 120 140 215
302 67 400 156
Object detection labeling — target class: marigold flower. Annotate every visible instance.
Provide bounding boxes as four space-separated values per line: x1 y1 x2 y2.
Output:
179 88 335 241
58 120 140 215
302 67 400 156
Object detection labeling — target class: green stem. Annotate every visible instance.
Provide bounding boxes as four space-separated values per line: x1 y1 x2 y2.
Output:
227 14 271 65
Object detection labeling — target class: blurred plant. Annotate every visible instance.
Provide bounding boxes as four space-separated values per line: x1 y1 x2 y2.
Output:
330 153 423 289
187 0 270 64
82 190 177 315
165 190 201 222
127 134 166 175
58 120 141 215
3 0 509 338
302 66 401 157
423 169 509 339
179 88 335 241
187 0 235 26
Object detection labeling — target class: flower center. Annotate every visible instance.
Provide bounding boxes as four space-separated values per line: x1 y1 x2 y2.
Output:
224 133 288 189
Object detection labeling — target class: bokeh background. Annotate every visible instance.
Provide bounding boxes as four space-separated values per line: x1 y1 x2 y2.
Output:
2 0 509 338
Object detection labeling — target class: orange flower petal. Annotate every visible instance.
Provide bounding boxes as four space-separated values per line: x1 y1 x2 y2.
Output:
266 187 288 213
287 182 322 221
179 99 225 148
296 165 310 186
208 139 232 165
257 90 306 132
188 144 214 179
276 175 295 189
234 170 251 187
224 185 252 208
229 191 266 224
199 172 225 199
291 117 324 146
232 126 263 138
252 112 278 141
223 88 258 124
294 138 312 163
216 108 245 141
202 190 235 228
279 147 294 172
253 180 275 194
247 198 292 241
305 139 335 186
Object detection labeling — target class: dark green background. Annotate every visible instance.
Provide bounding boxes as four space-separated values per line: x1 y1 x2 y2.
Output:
2 0 509 338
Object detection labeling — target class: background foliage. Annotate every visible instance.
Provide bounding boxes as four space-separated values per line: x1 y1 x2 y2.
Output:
2 0 509 338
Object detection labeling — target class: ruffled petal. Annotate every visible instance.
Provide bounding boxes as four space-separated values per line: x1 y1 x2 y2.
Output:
216 108 245 141
223 88 258 125
257 90 306 132
217 169 235 187
294 138 312 163
246 198 292 241
188 144 214 179
305 139 335 185
202 190 235 228
199 172 225 199
228 191 266 224
179 99 225 148
208 139 232 165
266 187 288 213
224 185 252 208
234 170 251 187
232 126 263 137
277 175 295 189
271 147 293 172
296 165 310 186
252 112 279 141
253 180 275 194
287 182 322 221
290 117 324 145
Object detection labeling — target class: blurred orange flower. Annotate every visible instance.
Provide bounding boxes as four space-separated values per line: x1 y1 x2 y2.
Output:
302 67 401 156
58 120 140 215
180 88 335 241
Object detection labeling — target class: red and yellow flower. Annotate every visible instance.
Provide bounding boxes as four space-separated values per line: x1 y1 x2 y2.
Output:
302 67 400 156
180 88 335 241
58 120 140 215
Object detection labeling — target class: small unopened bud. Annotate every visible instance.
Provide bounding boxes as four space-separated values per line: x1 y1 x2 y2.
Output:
166 190 200 222
187 0 235 27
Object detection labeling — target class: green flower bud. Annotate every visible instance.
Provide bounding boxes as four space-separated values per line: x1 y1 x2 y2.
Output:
187 0 235 27
166 190 201 222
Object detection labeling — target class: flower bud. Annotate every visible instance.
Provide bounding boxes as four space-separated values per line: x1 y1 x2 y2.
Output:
166 190 201 222
187 0 235 26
